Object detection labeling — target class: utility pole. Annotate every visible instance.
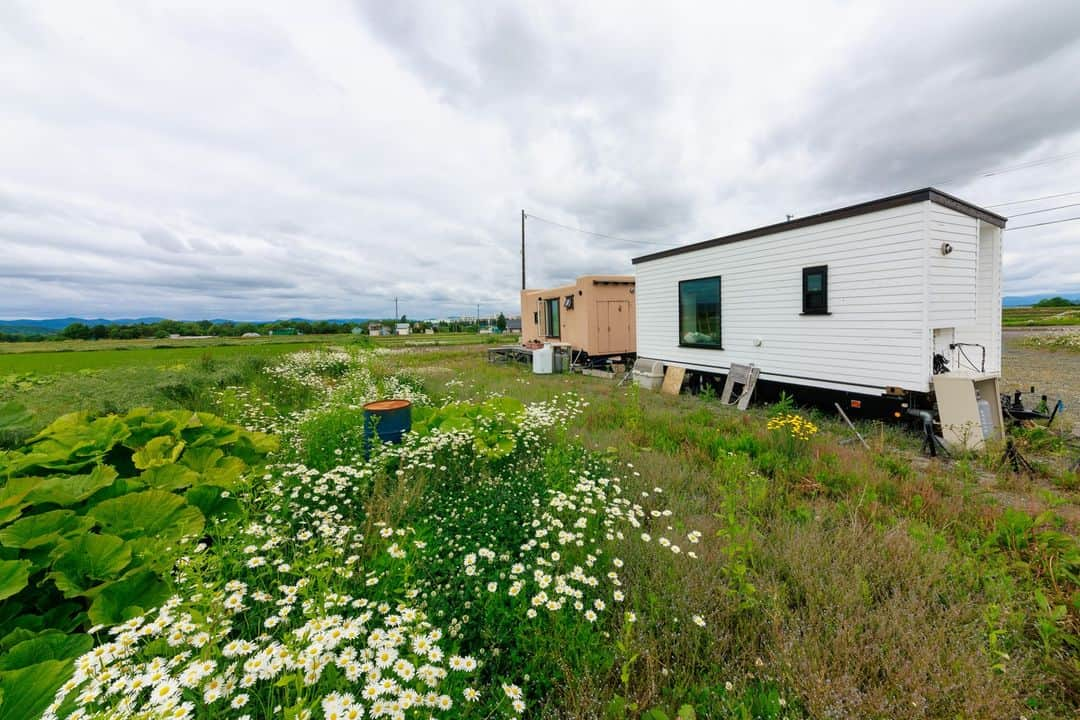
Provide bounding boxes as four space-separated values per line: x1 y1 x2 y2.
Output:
394 297 399 319
476 303 480 329
521 210 526 290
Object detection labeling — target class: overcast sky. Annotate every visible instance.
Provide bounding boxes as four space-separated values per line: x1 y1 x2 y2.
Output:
2 1 1079 320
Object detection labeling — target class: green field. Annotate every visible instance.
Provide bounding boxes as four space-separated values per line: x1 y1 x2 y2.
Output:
1003 305 1080 326
1 342 1077 719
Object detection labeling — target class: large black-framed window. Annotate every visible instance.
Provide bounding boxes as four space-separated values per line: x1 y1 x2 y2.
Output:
678 276 722 348
543 297 560 337
802 265 829 315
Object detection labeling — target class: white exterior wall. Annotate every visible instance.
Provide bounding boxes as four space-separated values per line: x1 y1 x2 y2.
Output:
927 205 978 326
635 203 933 394
954 222 1002 374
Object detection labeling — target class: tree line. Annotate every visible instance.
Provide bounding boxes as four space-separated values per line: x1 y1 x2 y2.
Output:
0 313 510 342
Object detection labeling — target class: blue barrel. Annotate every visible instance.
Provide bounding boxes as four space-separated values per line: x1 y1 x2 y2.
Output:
363 399 412 454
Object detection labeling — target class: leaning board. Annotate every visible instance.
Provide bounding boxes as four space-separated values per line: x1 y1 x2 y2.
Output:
660 366 686 395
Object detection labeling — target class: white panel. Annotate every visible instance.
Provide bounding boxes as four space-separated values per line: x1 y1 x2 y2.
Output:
635 203 933 394
927 206 978 325
954 222 1002 373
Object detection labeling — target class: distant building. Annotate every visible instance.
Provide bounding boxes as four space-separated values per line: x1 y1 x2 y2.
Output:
368 322 389 336
505 317 522 332
269 328 299 336
241 332 261 338
395 323 411 336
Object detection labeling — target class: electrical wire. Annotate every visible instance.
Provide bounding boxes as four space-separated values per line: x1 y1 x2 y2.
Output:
985 190 1080 208
935 149 1080 186
1008 215 1080 231
524 212 679 248
1007 202 1080 217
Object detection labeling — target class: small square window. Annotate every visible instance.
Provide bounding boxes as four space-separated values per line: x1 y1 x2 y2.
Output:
802 265 828 315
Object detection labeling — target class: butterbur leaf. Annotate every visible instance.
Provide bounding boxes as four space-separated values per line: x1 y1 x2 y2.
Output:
0 477 38 527
139 463 199 491
186 485 241 520
132 435 186 470
229 431 278 464
0 659 74 720
0 631 93 670
87 569 170 626
122 408 191 448
0 560 30 601
200 456 246 489
178 446 224 472
20 413 130 474
0 510 93 550
22 465 118 508
88 490 204 540
47 534 131 597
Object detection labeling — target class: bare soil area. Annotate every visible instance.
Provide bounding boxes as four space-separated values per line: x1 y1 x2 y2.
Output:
1002 328 1080 422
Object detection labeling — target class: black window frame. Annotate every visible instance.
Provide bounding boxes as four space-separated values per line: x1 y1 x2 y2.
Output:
543 297 561 338
801 265 830 315
678 275 723 349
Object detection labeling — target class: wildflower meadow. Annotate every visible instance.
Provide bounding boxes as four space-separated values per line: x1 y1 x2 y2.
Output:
2 343 1078 719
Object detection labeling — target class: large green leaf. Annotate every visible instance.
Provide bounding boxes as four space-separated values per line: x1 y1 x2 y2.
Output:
121 408 192 448
179 446 224 472
131 435 186 470
0 560 30 601
0 510 93 550
228 430 278 464
87 569 170 626
0 478 38 527
0 631 92 671
139 463 199 491
47 534 131 598
186 485 241 520
200 456 247 489
15 413 130 475
87 490 204 540
21 465 118 508
183 412 240 448
0 659 74 720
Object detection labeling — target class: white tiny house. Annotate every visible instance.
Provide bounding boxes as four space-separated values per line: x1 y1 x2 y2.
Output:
632 188 1006 413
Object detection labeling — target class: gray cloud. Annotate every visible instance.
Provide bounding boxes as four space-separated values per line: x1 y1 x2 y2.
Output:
1 0 1078 321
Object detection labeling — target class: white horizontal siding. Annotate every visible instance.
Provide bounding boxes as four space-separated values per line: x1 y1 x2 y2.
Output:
928 206 977 326
635 203 932 394
955 222 1002 373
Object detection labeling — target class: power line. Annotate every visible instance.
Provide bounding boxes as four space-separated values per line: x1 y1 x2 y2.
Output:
935 149 1080 186
1008 215 1080 231
985 190 1080 208
525 212 677 248
1007 202 1080 218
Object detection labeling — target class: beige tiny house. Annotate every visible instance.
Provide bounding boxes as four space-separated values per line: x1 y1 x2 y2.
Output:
520 275 636 357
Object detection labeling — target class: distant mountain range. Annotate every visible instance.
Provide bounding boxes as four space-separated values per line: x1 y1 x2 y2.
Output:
1002 294 1080 307
0 317 372 335
3 296 1078 335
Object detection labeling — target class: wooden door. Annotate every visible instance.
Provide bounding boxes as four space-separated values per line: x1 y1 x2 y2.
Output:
596 301 630 354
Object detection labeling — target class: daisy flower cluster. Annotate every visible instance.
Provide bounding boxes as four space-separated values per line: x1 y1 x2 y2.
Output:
45 590 480 720
43 347 711 719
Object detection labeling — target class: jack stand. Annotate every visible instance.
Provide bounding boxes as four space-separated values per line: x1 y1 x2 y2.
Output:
1001 439 1035 475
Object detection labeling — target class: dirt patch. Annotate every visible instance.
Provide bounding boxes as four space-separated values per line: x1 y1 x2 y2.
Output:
1002 329 1080 417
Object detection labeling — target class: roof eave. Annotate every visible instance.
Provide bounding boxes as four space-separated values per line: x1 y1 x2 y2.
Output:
632 187 1007 265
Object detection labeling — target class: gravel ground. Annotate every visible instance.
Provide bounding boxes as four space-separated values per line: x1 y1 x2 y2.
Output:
1002 328 1080 424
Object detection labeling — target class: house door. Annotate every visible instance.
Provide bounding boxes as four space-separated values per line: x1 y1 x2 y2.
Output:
596 301 630 354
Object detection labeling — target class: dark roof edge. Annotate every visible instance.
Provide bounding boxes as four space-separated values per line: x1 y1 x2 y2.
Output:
632 187 1007 265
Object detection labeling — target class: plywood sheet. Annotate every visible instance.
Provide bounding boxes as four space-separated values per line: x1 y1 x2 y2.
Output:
661 366 686 395
933 375 983 450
